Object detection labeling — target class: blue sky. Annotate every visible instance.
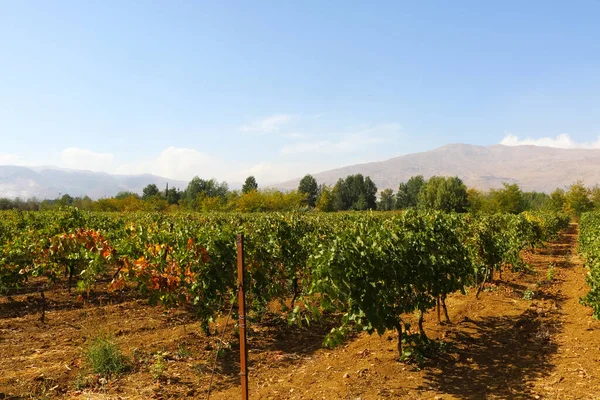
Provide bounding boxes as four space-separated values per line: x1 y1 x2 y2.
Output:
1 1 599 184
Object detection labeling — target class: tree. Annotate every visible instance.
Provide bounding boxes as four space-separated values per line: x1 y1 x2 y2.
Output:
466 188 485 213
418 176 468 212
364 177 378 210
184 177 228 208
332 178 349 210
298 174 319 207
490 183 525 214
332 174 378 211
564 181 593 216
0 198 14 210
242 176 258 194
166 187 182 204
377 188 395 211
547 188 566 213
115 191 140 200
185 177 203 206
522 191 550 211
316 185 335 212
590 186 600 210
233 189 306 212
59 194 74 206
142 184 160 200
396 175 425 209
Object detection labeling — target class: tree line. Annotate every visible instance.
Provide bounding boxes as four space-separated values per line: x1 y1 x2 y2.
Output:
0 173 597 215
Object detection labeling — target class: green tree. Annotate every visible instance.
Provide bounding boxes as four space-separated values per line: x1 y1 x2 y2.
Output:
332 178 348 210
184 177 228 208
364 177 378 210
590 186 600 210
115 191 140 200
547 188 566 213
166 187 182 204
564 181 593 216
298 174 319 207
184 177 203 206
354 194 368 211
396 175 425 209
377 188 395 211
418 176 468 212
490 183 525 214
316 185 335 212
59 194 74 206
242 176 258 194
332 174 378 211
142 184 160 200
522 191 550 211
467 188 486 213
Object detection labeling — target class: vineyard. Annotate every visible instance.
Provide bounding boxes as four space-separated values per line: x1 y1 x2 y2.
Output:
5 208 600 399
0 209 569 345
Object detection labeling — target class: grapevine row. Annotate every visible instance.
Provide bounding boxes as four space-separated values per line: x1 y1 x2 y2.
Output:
0 209 569 354
579 212 600 317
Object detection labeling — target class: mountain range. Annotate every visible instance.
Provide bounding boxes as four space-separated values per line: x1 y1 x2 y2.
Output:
277 144 600 193
3 144 600 199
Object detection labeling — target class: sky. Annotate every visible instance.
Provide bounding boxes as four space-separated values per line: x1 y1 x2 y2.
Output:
1 1 600 185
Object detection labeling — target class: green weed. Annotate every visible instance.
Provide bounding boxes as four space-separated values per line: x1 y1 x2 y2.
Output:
84 334 129 378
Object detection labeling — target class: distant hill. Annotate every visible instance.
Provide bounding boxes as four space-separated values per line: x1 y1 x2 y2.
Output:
277 144 600 193
0 166 188 199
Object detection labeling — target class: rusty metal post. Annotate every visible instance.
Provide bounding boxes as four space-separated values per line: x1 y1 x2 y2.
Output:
237 234 249 400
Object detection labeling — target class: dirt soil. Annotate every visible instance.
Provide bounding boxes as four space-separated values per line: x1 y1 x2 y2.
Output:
2 223 600 399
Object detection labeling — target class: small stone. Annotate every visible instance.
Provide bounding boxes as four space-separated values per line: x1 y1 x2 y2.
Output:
343 372 350 378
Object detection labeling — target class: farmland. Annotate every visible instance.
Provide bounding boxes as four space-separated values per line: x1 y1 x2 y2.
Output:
3 209 600 398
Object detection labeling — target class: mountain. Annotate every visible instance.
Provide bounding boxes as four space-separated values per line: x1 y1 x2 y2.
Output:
277 144 600 193
0 166 188 199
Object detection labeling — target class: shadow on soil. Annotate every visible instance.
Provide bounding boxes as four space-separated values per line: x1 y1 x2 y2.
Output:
421 225 577 399
537 223 578 262
0 282 148 320
422 308 559 399
206 312 342 392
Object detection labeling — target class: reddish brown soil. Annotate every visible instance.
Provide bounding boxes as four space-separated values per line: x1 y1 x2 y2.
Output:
2 223 600 399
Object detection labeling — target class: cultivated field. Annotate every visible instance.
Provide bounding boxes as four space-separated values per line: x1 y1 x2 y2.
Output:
3 211 600 399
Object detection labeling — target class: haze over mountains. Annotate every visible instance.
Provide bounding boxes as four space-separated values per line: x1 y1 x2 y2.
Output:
0 166 187 200
3 144 600 199
277 144 600 193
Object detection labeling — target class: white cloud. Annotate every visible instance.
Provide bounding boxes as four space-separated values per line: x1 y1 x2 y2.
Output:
60 148 115 172
0 153 26 165
240 160 339 184
116 147 213 181
280 123 401 156
241 162 296 183
500 134 600 149
240 114 294 133
155 147 212 180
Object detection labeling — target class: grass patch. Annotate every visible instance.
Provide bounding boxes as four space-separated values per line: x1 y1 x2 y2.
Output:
84 334 130 378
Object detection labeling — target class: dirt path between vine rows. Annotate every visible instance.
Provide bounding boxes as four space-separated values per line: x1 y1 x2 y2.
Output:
528 224 600 399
